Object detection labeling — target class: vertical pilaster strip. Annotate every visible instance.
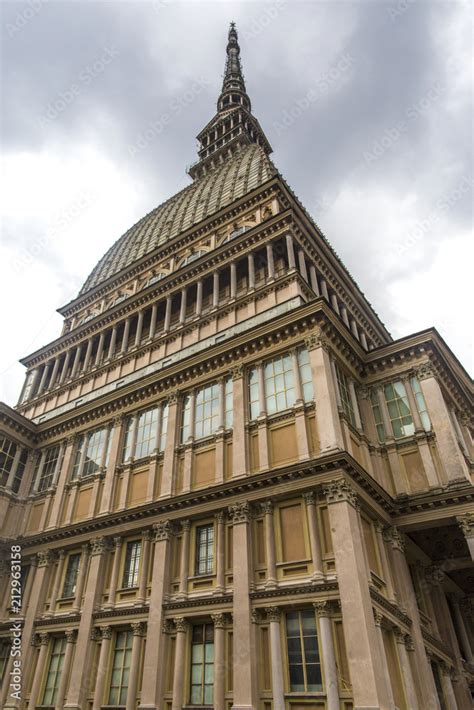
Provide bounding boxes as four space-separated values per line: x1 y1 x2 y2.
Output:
211 613 226 710
27 632 50 709
305 330 343 452
265 607 285 710
171 617 188 710
105 536 122 610
313 602 340 710
231 365 246 478
126 623 146 709
303 491 324 580
55 630 77 710
262 501 277 589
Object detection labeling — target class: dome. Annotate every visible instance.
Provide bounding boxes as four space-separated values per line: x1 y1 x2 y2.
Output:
79 144 276 296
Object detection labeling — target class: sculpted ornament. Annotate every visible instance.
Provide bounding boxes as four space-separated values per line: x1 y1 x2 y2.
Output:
457 512 474 538
414 361 434 381
383 526 405 552
304 328 329 353
228 501 251 524
90 537 107 556
37 550 52 567
161 619 174 634
322 479 357 508
313 601 330 618
174 617 189 633
153 520 173 542
211 613 226 629
265 606 282 623
230 364 244 381
131 622 146 636
303 491 316 506
65 629 77 643
167 390 179 406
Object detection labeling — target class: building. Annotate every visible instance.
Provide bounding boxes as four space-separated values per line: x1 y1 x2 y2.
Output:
0 22 473 710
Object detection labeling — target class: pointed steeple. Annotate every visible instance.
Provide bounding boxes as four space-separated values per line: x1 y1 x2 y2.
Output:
188 22 272 180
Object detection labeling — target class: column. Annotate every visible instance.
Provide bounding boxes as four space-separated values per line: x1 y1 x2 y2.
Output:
64 537 108 709
59 350 71 383
49 356 61 388
82 338 94 371
230 261 237 299
313 602 340 710
211 613 226 710
286 233 296 269
212 272 220 308
303 492 324 580
139 521 174 709
28 632 50 709
136 530 151 605
360 331 368 350
341 306 350 327
373 611 396 710
439 663 457 710
231 365 247 478
350 319 360 340
348 379 363 431
99 415 123 515
92 626 112 710
179 288 187 324
120 317 131 353
394 629 419 710
262 501 277 588
320 278 329 301
298 248 308 281
161 393 178 497
215 511 226 594
322 480 387 708
105 536 122 609
72 544 90 613
71 345 82 378
305 330 344 452
330 292 340 314
46 549 66 616
171 617 188 710
457 513 474 560
309 264 320 295
248 252 255 289
195 280 203 316
265 607 285 710
383 526 440 707
374 522 396 602
17 551 52 682
55 630 77 710
94 332 105 366
37 361 51 395
107 325 118 359
126 623 146 710
178 520 190 599
449 594 473 663
135 310 144 346
228 501 257 709
164 295 172 331
266 242 275 280
149 303 158 339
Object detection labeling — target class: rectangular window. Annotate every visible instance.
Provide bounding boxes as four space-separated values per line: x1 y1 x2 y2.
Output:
72 426 110 479
195 524 214 576
0 438 16 487
370 390 385 442
122 541 141 588
190 623 214 705
62 553 81 598
285 610 322 692
135 407 159 459
410 377 431 431
0 640 10 682
38 445 61 491
335 364 356 427
42 637 66 705
108 630 133 706
181 380 233 443
384 381 414 438
160 403 169 452
12 449 27 494
248 346 313 420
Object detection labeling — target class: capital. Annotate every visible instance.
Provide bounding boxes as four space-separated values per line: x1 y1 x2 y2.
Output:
65 629 77 643
230 364 243 381
162 619 174 634
38 631 50 646
211 613 226 629
393 627 407 644
228 500 251 524
313 601 330 618
303 491 316 506
90 536 107 556
167 390 179 405
265 606 282 623
37 550 52 567
322 479 358 507
304 327 329 352
383 526 405 552
413 361 435 381
174 616 189 633
131 621 146 636
457 512 474 538
261 499 274 515
181 519 191 532
215 510 227 524
153 520 173 542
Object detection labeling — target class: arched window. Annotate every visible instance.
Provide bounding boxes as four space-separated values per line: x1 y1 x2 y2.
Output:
181 250 207 267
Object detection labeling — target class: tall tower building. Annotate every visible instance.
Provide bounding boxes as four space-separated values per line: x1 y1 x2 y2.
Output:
1 23 473 710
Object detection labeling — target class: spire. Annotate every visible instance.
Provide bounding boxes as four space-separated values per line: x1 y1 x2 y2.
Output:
218 22 251 113
188 22 272 180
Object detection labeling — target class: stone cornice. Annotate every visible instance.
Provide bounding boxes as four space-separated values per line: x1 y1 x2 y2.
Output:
0 402 38 441
250 581 339 600
164 594 233 610
369 588 412 627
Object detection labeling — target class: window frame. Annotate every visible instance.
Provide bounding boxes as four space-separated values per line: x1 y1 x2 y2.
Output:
194 523 214 577
108 630 133 706
121 540 142 589
42 636 67 706
62 553 81 599
383 380 415 439
190 623 214 705
72 425 111 480
285 609 323 693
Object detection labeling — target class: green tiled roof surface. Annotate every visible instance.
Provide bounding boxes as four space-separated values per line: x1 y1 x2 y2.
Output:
79 145 276 295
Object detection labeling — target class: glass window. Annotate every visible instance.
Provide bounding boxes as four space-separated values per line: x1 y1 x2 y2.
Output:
410 377 431 431
248 367 260 420
182 250 207 266
122 541 141 589
108 631 133 706
42 637 66 705
0 640 10 682
62 553 81 598
335 365 356 427
181 380 233 443
12 449 27 494
160 404 169 452
298 347 314 402
190 624 214 705
122 404 168 461
195 524 214 576
0 438 17 487
383 381 414 438
37 445 61 492
135 408 159 459
224 378 233 429
285 610 322 692
72 426 110 479
20 370 35 403
370 390 385 442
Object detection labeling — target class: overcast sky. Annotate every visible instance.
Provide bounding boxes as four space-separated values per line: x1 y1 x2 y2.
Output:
0 0 472 406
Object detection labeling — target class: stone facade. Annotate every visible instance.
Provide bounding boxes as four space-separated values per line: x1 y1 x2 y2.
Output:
0 23 473 710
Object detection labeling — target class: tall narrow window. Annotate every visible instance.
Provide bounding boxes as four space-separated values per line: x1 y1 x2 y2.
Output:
410 377 431 431
62 553 81 598
195 524 214 576
72 426 110 479
298 347 314 402
37 445 61 491
181 380 233 443
0 438 17 487
0 640 10 682
195 383 220 439
12 449 27 493
190 623 214 704
335 365 356 426
370 390 385 442
108 630 133 705
135 407 159 459
42 637 66 705
248 367 260 420
285 610 322 692
122 541 141 588
383 381 414 438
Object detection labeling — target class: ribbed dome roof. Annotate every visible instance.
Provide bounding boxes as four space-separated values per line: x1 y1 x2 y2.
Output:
79 145 276 295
